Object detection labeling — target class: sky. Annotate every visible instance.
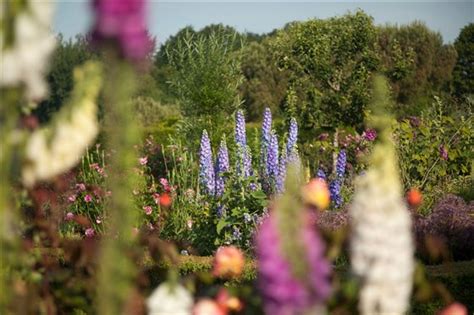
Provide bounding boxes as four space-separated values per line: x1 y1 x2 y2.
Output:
54 1 473 45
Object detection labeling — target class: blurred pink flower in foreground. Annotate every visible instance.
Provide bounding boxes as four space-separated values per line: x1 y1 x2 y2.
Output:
65 212 74 221
193 299 225 315
212 246 244 279
437 302 468 315
91 0 153 62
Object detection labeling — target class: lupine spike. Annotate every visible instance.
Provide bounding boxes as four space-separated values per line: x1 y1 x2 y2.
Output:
286 117 298 157
267 130 279 192
317 169 327 180
260 108 273 192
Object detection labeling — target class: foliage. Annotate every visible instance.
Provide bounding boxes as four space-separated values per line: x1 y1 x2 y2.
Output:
394 96 473 210
166 26 244 143
34 34 97 122
453 23 474 98
132 96 180 127
272 11 379 132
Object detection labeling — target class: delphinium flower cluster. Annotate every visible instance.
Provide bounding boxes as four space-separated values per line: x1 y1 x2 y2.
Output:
329 149 347 208
349 76 414 315
199 130 216 196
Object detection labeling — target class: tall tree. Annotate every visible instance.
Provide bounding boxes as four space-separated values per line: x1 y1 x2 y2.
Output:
453 23 474 98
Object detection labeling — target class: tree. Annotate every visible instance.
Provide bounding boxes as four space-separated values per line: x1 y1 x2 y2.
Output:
453 23 474 98
166 27 244 143
272 11 379 132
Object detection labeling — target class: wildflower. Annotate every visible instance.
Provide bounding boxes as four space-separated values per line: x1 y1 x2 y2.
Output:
152 193 160 204
143 205 153 215
439 144 448 161
235 110 252 178
260 108 273 188
232 226 242 241
0 1 56 101
65 212 74 221
266 131 279 192
329 150 347 208
91 0 153 63
286 118 298 157
216 205 226 218
96 217 102 224
215 138 229 197
212 246 245 278
159 178 170 191
349 75 414 315
159 193 172 208
84 194 93 203
363 128 377 141
186 219 193 229
68 195 77 203
335 149 347 179
199 130 215 195
407 188 423 208
147 282 193 315
193 299 225 315
139 156 148 165
85 228 95 238
243 213 252 223
303 179 330 210
275 150 287 194
316 169 326 180
76 183 86 192
256 212 331 315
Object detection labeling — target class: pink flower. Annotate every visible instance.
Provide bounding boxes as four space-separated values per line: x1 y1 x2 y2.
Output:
96 217 102 224
187 219 193 229
160 178 170 191
84 194 93 203
76 183 86 191
213 246 245 278
68 195 77 203
143 205 153 215
85 228 95 238
139 156 148 165
193 299 225 315
438 302 468 315
65 212 74 221
152 193 160 204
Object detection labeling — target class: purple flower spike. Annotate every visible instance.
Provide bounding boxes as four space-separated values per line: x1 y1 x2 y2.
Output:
286 118 298 157
317 169 326 180
215 138 229 197
235 110 252 178
335 150 347 179
256 213 331 315
260 108 273 190
235 110 247 148
439 145 448 161
199 130 215 196
267 131 279 189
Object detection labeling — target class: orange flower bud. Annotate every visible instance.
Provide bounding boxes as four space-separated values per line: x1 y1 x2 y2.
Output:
212 246 245 278
302 178 330 210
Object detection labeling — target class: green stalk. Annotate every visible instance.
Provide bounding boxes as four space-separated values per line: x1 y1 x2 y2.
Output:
96 56 141 315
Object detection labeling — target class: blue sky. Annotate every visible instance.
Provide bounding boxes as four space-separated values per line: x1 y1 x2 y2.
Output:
54 1 473 44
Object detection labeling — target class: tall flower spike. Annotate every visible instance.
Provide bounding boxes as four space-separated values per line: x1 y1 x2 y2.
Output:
275 150 287 194
215 137 229 197
235 110 252 178
350 75 414 315
256 165 331 315
266 131 279 192
329 149 347 208
317 169 327 180
235 110 247 148
199 130 215 196
260 108 273 192
335 149 347 179
286 118 298 157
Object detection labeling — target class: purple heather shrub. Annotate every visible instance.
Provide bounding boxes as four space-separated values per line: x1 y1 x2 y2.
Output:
215 138 229 197
256 213 331 315
416 194 474 261
199 130 215 196
91 0 152 62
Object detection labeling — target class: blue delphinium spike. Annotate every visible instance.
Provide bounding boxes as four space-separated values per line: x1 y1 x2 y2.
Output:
317 169 327 180
267 130 279 192
335 149 347 179
235 110 252 178
286 118 298 157
260 108 273 191
199 130 215 196
329 150 347 207
215 137 229 197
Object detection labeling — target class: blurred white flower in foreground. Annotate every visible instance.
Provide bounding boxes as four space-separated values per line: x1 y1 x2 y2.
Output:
349 76 414 315
0 1 56 101
147 282 193 315
22 62 102 187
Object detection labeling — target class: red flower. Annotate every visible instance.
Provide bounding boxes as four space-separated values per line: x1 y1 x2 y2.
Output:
159 193 172 208
407 188 423 208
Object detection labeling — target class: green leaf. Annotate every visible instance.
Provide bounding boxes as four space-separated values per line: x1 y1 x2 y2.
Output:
216 218 228 234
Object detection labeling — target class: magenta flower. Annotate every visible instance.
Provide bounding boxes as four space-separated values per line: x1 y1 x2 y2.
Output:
68 195 77 203
85 228 95 238
76 183 86 191
139 156 148 165
363 128 377 141
91 0 153 62
84 194 93 203
255 212 331 315
159 178 170 191
143 205 153 215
